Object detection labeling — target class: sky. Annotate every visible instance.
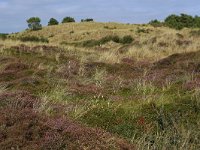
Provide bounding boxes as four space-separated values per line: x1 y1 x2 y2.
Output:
0 0 200 33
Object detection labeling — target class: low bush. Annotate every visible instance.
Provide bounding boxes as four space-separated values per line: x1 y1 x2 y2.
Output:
82 40 99 47
164 14 199 30
121 35 134 44
150 13 200 30
62 17 75 23
48 18 59 26
104 26 117 30
69 31 74 34
81 18 94 22
0 33 8 40
149 19 163 27
19 36 49 43
81 35 133 47
137 28 151 34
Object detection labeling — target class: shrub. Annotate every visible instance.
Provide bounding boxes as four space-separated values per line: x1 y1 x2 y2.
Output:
19 36 49 43
121 35 134 44
137 28 150 34
194 16 200 28
69 31 74 34
81 18 94 22
48 18 59 26
82 40 99 47
81 35 133 47
150 13 200 30
62 17 75 23
99 36 114 44
149 19 163 27
0 33 8 40
104 26 117 30
26 17 42 31
112 35 121 43
165 14 196 30
165 14 185 30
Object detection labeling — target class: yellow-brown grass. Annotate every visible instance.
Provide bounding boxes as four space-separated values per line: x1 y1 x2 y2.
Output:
5 22 200 63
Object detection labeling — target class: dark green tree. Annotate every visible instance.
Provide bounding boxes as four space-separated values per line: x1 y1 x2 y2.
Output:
26 17 42 31
48 18 59 26
62 17 75 23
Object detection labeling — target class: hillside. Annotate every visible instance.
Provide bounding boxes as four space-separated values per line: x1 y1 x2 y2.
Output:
0 22 200 149
10 22 200 61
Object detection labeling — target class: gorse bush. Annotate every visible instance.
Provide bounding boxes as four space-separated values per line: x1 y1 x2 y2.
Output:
19 36 49 43
62 17 75 23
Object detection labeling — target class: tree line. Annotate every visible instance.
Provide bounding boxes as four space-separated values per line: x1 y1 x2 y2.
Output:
26 13 200 31
27 17 94 31
149 13 200 30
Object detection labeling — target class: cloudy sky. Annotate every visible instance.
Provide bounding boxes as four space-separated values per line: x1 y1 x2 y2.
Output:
0 0 200 33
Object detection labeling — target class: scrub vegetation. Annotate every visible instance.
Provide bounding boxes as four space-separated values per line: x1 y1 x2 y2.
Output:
0 16 200 149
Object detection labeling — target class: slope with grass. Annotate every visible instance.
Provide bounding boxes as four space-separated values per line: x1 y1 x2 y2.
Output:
0 22 200 149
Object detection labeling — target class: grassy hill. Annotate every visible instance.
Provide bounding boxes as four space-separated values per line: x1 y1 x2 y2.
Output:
0 22 200 149
10 22 200 61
